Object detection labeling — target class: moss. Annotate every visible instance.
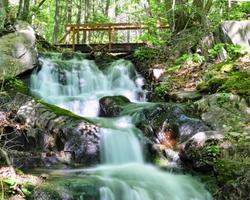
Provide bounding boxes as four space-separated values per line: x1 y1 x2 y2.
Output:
197 76 228 93
219 71 250 97
197 60 250 102
3 77 29 95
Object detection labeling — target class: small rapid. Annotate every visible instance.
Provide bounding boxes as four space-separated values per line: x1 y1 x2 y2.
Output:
30 54 212 200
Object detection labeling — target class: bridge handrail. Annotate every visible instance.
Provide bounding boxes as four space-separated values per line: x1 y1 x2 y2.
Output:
59 22 169 51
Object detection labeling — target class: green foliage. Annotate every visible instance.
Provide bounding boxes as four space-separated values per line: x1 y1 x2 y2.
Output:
3 77 29 94
208 43 244 60
209 2 250 30
205 144 220 157
3 178 32 197
133 47 159 61
219 71 250 97
176 53 205 64
154 80 172 99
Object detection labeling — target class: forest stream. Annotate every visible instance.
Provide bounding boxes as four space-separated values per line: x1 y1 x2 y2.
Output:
28 53 212 200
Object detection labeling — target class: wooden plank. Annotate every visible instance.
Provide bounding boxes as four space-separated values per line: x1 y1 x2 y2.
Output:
56 43 146 53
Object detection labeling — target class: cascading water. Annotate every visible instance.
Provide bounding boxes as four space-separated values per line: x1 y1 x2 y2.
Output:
31 56 144 117
30 54 212 200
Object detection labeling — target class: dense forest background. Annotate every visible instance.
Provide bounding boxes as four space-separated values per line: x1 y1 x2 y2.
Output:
1 0 250 45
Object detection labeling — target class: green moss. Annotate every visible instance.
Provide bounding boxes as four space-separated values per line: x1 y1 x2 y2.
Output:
219 71 250 97
197 60 250 101
3 77 29 95
197 76 228 93
36 100 92 124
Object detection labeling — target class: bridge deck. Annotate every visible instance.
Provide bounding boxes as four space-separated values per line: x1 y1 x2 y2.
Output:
56 43 146 53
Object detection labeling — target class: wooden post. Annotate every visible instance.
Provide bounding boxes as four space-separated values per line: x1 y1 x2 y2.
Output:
111 27 115 45
228 0 232 8
72 27 76 51
108 26 112 52
77 25 80 44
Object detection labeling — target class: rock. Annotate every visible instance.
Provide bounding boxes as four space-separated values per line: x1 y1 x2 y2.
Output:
99 95 130 117
220 20 250 49
194 93 250 132
0 111 7 121
15 95 100 165
1 92 100 168
124 103 210 146
179 131 224 172
168 91 202 103
0 166 16 179
30 177 101 200
0 21 37 79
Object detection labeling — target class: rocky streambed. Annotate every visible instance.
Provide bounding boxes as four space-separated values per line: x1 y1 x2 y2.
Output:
0 21 250 200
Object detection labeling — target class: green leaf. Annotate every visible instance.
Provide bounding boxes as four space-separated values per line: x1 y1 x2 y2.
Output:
3 178 16 186
21 187 31 195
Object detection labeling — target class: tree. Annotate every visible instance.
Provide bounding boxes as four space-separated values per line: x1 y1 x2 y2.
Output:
17 0 30 21
53 0 59 44
0 0 8 31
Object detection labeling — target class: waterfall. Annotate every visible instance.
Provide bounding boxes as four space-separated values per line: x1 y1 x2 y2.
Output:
30 54 212 200
31 57 144 117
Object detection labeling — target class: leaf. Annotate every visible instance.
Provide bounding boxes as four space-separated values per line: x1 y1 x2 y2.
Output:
3 178 16 186
228 132 241 137
21 187 31 195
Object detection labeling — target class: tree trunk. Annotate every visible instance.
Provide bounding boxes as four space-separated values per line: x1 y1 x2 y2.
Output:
17 0 23 17
105 0 110 17
21 0 30 21
0 0 8 31
67 0 72 23
77 0 82 24
53 0 59 44
17 0 30 21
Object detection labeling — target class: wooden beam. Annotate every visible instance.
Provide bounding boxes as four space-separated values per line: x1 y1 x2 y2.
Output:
60 22 170 46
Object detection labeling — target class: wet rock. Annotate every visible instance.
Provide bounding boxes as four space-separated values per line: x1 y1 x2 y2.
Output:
133 103 210 144
179 131 224 172
194 93 250 132
99 95 130 117
15 96 100 165
1 92 100 168
168 91 202 103
30 177 100 200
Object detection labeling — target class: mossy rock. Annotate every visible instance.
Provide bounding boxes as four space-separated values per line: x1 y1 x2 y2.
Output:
0 21 37 79
99 95 130 117
195 93 250 132
29 176 101 200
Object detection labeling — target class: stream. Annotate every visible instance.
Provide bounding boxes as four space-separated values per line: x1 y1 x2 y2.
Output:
30 54 212 200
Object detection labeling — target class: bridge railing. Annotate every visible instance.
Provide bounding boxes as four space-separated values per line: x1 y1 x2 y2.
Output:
59 23 169 52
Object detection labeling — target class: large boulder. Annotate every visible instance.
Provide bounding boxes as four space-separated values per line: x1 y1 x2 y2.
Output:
1 93 100 168
220 21 250 48
30 176 101 200
0 21 37 78
194 93 250 132
99 95 130 117
179 131 224 172
123 103 210 145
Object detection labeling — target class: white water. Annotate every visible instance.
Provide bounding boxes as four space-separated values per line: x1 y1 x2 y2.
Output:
31 56 212 200
31 57 144 117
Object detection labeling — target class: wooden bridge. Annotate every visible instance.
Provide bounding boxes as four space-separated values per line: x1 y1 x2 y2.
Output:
57 23 169 53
